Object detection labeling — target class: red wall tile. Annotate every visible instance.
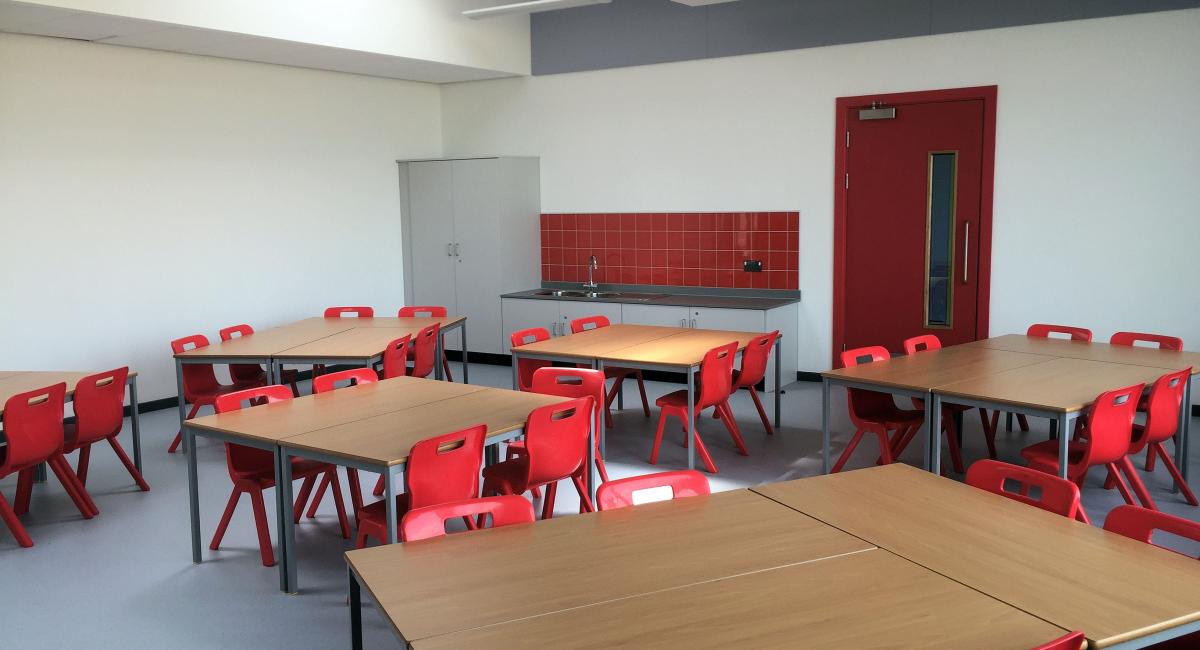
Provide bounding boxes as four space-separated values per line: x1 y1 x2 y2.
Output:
540 211 799 291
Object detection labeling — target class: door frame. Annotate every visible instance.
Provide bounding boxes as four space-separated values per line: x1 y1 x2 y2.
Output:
831 85 997 366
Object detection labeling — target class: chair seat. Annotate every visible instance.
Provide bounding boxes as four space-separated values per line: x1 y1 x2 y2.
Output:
1019 440 1086 472
655 389 701 412
482 456 533 494
356 492 412 526
232 458 332 485
188 383 243 403
856 404 925 426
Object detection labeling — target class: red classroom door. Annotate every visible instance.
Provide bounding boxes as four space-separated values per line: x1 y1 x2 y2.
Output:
838 90 993 356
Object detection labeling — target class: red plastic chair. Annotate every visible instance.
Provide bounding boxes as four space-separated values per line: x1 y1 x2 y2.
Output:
1030 632 1085 650
1020 383 1147 525
401 496 535 543
482 397 596 519
210 386 350 566
356 424 486 547
1127 368 1196 505
904 334 991 465
650 341 747 474
1 384 97 548
596 470 710 511
398 306 454 381
1027 323 1093 341
380 335 412 380
831 346 932 473
62 368 149 492
219 324 300 396
324 306 374 318
727 331 779 435
1110 331 1183 351
569 315 650 427
311 368 378 394
309 369 378 520
510 327 552 392
529 367 608 483
1104 505 1200 559
168 334 241 454
965 460 1083 521
409 323 441 379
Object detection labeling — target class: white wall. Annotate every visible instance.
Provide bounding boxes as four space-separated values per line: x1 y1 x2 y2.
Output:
0 32 442 400
440 9 1200 372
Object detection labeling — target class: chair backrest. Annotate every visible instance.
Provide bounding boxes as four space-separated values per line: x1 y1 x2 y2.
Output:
595 470 711 511
219 324 266 382
398 305 447 318
1110 331 1183 351
1132 368 1191 452
214 386 294 475
324 306 374 318
1078 383 1144 469
71 367 130 446
0 383 67 475
510 327 552 391
1103 505 1200 559
1027 324 1092 341
530 367 605 439
380 335 412 380
401 496 535 543
1030 631 1086 650
171 334 220 395
902 334 942 355
406 424 486 510
312 368 378 394
697 342 739 409
732 331 779 389
965 460 1081 519
569 315 609 334
840 346 900 417
523 397 594 486
409 323 441 378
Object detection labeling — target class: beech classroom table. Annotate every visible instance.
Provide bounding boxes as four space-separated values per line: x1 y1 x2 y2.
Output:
754 464 1200 649
182 376 569 594
344 488 877 649
509 324 782 471
0 370 144 474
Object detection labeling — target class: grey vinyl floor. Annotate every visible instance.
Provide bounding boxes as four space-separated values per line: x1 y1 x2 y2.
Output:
1 363 1197 648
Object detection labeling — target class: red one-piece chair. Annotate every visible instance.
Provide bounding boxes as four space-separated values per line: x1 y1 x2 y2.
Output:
309 368 378 521
831 346 931 473
219 324 300 396
1110 331 1183 351
1030 632 1086 650
726 331 779 435
903 334 987 466
63 368 150 492
1020 383 1147 525
596 470 710 511
650 341 747 475
1104 505 1200 558
168 334 241 453
398 306 454 382
356 424 486 547
409 323 441 379
482 397 596 519
1125 368 1196 505
210 386 350 566
529 367 608 483
569 315 650 427
401 496 535 543
965 460 1083 521
1002 324 1095 433
1 384 97 548
324 306 374 318
510 327 552 392
379 335 412 380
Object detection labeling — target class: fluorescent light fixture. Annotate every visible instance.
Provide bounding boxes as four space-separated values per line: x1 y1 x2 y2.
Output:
463 0 611 19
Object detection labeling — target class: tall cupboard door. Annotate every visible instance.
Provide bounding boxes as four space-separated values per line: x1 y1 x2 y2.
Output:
451 159 505 354
407 162 457 313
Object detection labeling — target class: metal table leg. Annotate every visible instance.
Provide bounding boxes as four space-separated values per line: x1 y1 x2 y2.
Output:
930 394 943 472
349 568 363 650
1178 376 1193 484
175 358 188 446
384 466 401 544
434 331 445 381
773 336 782 428
510 351 520 390
129 375 142 472
279 447 297 593
597 360 607 459
821 378 831 474
187 427 201 563
1056 414 1076 480
686 364 696 471
460 321 470 384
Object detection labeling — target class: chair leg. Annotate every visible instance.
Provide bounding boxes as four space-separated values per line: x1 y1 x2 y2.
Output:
76 444 93 487
831 429 867 474
248 488 276 567
441 353 454 383
571 473 595 513
1105 463 1136 506
345 468 363 527
1145 439 1162 472
354 529 370 549
15 468 34 516
649 413 670 465
170 402 203 453
887 424 918 461
1016 414 1030 432
307 473 331 519
979 409 998 459
293 475 316 524
372 474 385 497
690 427 720 474
108 437 151 491
541 481 558 520
210 488 242 550
717 402 749 456
1075 504 1092 525
595 450 611 484
48 455 98 518
634 371 650 417
0 492 33 548
748 387 774 435
943 417 965 474
326 470 351 539
1119 457 1157 510
1151 443 1199 506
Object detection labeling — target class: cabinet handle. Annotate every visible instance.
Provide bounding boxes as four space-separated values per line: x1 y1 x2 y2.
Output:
689 318 696 328
453 242 461 257
680 318 687 328
446 243 453 256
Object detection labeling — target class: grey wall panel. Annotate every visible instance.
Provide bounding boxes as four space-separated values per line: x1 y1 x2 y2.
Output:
531 0 1200 75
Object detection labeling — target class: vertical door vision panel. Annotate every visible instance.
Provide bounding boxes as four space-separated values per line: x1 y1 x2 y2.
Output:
452 159 505 354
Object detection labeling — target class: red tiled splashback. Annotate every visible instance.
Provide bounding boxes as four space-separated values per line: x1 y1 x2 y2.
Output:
540 212 799 290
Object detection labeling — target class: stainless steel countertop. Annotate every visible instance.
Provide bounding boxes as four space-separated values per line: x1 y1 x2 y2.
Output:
501 287 800 310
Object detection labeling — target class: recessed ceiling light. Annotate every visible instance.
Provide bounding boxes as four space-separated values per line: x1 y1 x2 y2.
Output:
463 0 612 19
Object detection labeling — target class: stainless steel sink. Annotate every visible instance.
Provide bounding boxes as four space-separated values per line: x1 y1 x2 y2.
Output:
533 289 667 301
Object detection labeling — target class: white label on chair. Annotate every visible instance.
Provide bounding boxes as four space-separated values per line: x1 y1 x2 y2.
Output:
631 485 674 506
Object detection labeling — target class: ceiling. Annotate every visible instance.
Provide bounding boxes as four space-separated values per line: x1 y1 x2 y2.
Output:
0 0 520 83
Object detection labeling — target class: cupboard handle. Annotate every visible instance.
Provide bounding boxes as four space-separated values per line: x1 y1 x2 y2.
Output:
446 243 453 256
680 318 687 328
453 242 461 257
689 318 696 328
961 222 970 284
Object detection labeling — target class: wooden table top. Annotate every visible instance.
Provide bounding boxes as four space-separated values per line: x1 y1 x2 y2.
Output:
302 315 466 329
596 328 764 367
754 464 1200 649
0 370 139 414
511 324 687 359
969 334 1200 374
345 489 874 644
933 357 1168 413
185 376 485 444
274 327 420 361
820 346 1056 391
282 386 570 466
173 316 465 359
413 549 1067 650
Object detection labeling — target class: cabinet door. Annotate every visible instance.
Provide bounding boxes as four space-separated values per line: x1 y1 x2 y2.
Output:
452 159 505 354
621 303 690 328
501 299 562 353
559 300 621 333
690 307 765 333
407 161 457 311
